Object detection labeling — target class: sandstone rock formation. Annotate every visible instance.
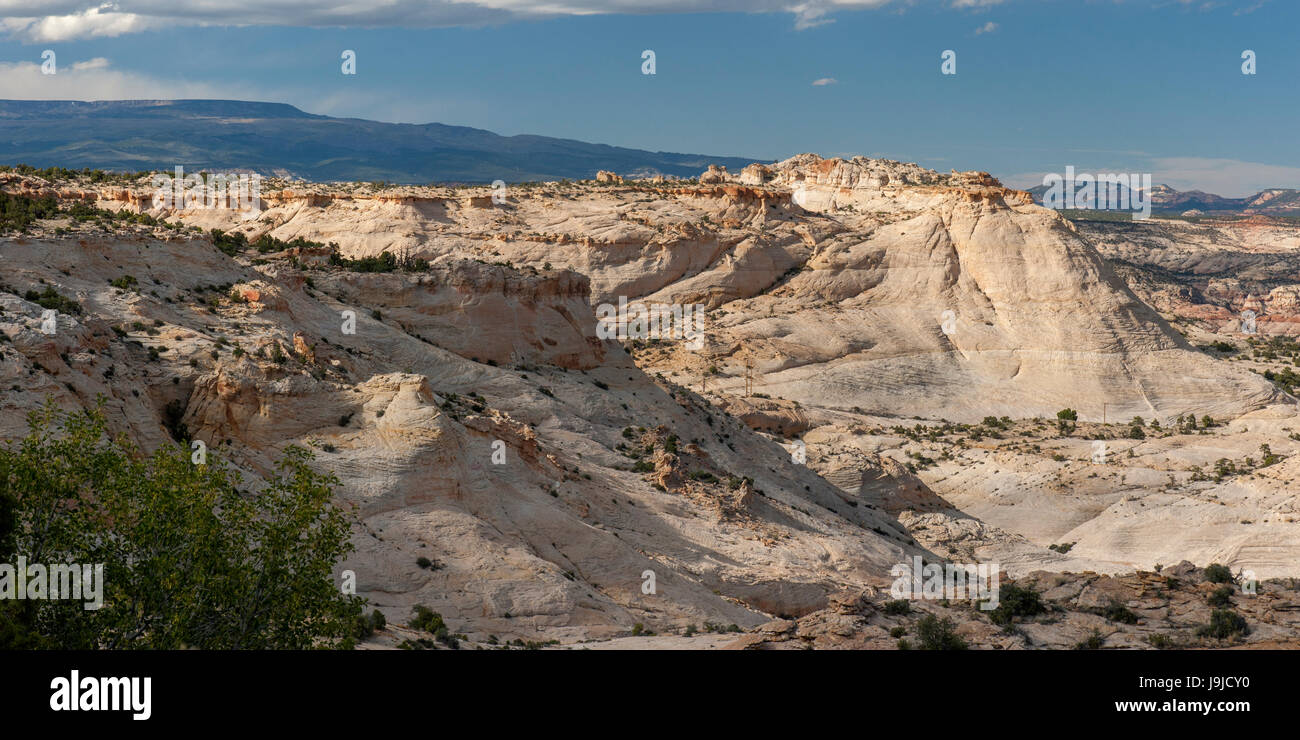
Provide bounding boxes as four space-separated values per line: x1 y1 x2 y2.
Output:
5 160 1298 649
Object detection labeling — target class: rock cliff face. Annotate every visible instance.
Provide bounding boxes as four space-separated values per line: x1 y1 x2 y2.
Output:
95 155 1281 423
691 155 1283 424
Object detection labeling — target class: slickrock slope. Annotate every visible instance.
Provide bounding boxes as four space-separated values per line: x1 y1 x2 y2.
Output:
797 411 1300 581
0 221 929 643
669 156 1283 424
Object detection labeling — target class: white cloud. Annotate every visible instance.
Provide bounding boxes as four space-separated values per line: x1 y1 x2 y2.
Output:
0 56 461 125
0 57 256 100
69 56 109 71
0 0 900 41
811 77 837 86
789 3 836 30
974 21 997 34
4 4 166 42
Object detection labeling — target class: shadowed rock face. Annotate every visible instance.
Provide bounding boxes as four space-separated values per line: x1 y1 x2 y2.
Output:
0 210 931 643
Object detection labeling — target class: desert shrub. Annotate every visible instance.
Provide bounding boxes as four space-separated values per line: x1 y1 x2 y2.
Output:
1204 563 1233 584
987 583 1045 625
1102 601 1139 624
23 287 82 316
0 191 59 232
410 605 446 634
664 435 679 454
1208 585 1234 607
1197 609 1249 640
915 615 967 650
1147 633 1175 649
210 228 248 256
883 599 912 616
1074 629 1104 650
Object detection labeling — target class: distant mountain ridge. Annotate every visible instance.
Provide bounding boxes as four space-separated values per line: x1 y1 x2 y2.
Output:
1026 180 1300 216
0 99 760 183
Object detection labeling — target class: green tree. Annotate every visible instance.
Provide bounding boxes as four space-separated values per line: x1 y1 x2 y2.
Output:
0 400 363 649
1055 408 1077 436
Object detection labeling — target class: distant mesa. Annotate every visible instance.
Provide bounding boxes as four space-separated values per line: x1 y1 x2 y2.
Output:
0 98 760 184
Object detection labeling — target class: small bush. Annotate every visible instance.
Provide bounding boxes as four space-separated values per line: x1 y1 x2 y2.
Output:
1204 563 1233 584
1208 585 1234 607
883 599 912 616
987 583 1045 625
1074 629 1104 650
1102 601 1138 625
915 615 967 650
409 605 446 634
1197 609 1248 640
1147 633 1175 649
23 287 82 315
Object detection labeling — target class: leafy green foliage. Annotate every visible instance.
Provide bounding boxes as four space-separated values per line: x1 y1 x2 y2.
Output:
23 287 81 316
0 191 58 232
0 401 363 649
210 228 248 256
328 248 429 273
0 164 148 184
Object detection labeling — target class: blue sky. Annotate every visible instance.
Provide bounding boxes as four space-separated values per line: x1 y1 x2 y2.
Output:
0 0 1295 195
